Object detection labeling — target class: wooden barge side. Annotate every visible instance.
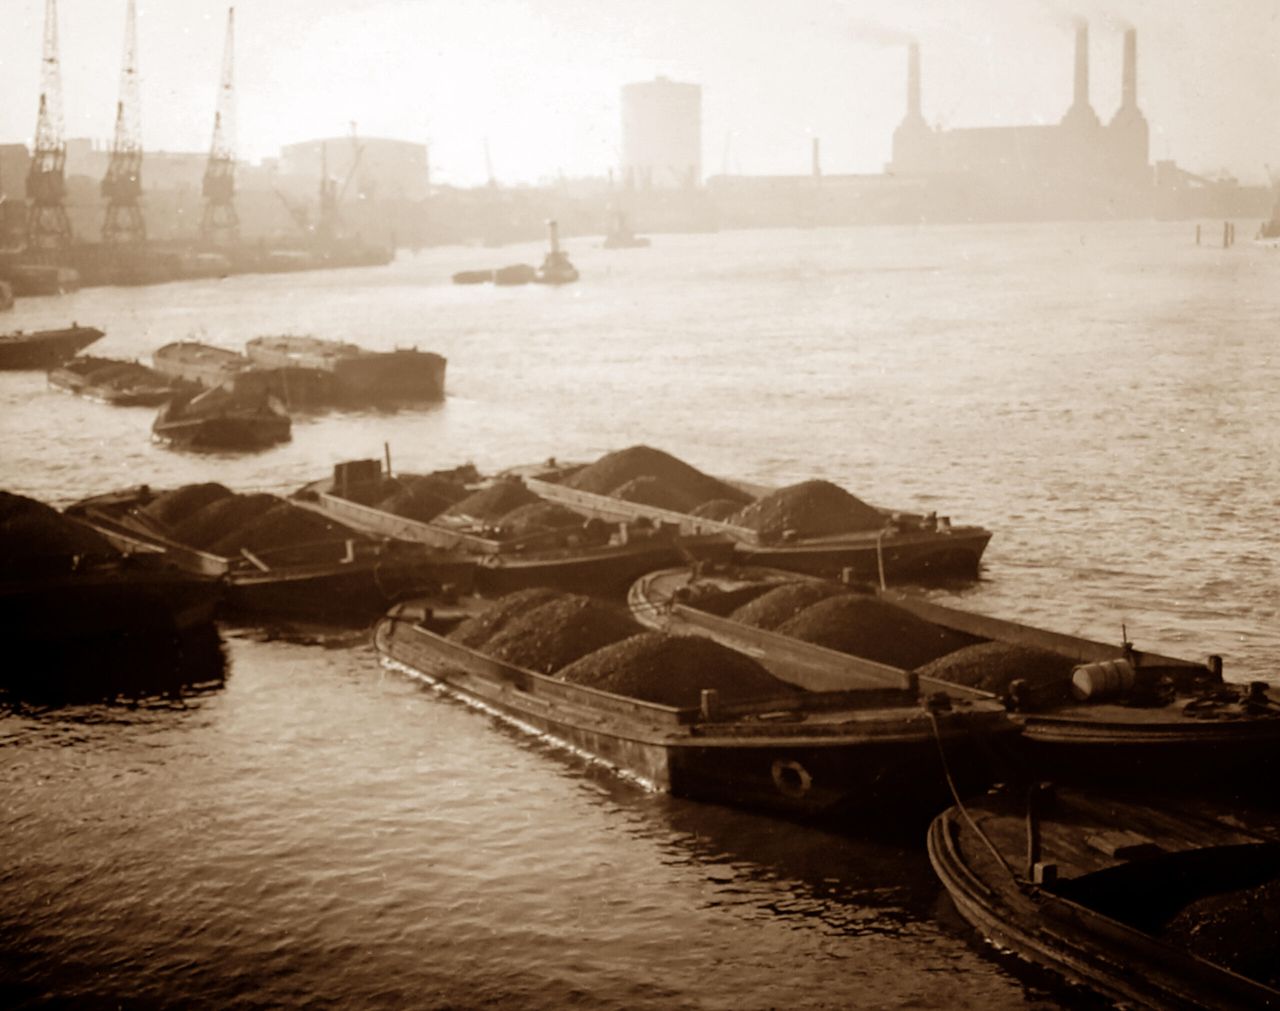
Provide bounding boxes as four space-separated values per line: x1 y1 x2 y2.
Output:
376 609 1017 819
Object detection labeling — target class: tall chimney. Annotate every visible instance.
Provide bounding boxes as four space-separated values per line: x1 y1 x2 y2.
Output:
907 41 922 118
1121 28 1137 108
1073 22 1089 107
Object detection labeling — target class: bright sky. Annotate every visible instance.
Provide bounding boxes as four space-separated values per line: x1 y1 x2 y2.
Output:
1 0 1276 186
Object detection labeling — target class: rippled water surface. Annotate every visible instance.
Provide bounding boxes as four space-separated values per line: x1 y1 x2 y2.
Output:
1 222 1276 1007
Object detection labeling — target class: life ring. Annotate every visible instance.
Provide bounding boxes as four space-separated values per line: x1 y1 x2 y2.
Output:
771 758 812 799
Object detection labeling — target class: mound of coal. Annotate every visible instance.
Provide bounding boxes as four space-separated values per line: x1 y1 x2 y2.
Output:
558 632 798 708
484 595 641 674
915 642 1076 694
378 474 471 522
562 446 752 508
690 498 744 522
498 501 584 537
448 587 566 648
170 493 281 550
442 480 541 522
1160 877 1280 988
673 580 777 617
140 482 234 528
730 480 883 541
207 502 357 556
610 476 702 514
730 580 851 630
0 491 118 562
775 594 981 669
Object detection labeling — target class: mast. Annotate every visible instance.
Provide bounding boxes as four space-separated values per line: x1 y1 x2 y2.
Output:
201 7 239 246
26 0 73 257
102 0 145 246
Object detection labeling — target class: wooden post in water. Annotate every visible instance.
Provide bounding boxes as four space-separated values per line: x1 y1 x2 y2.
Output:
1223 221 1230 248
1195 224 1201 245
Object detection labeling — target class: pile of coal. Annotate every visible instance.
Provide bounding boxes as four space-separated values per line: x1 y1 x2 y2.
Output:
914 642 1077 695
730 579 851 630
441 479 542 524
376 474 472 523
142 484 361 557
1 491 118 567
139 482 232 527
562 446 752 512
484 594 641 674
1160 877 1280 988
449 589 639 673
496 501 584 537
774 593 982 669
448 587 563 648
559 632 799 708
729 479 883 541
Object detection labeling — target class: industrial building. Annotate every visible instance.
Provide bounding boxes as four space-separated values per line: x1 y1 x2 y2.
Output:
620 77 702 189
889 25 1152 216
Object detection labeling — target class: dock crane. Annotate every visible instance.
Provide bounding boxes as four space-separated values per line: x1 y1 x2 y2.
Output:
26 0 72 257
201 7 238 246
102 0 145 246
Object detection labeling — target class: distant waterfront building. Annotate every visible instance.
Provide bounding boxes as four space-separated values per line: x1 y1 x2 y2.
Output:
278 137 428 201
888 25 1151 213
621 77 702 189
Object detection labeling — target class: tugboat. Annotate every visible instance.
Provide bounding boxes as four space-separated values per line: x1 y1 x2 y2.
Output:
0 324 104 369
534 219 579 285
602 207 650 249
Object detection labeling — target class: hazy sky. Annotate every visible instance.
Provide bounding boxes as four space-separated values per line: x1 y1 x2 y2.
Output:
1 0 1276 186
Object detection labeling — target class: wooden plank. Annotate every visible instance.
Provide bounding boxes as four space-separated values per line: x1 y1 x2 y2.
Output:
882 590 1203 668
524 477 760 542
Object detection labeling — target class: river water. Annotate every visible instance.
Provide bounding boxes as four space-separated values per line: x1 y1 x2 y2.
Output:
1 221 1276 1007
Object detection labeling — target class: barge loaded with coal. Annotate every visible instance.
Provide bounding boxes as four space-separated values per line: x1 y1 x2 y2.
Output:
376 588 1015 821
66 482 472 622
630 565 1280 792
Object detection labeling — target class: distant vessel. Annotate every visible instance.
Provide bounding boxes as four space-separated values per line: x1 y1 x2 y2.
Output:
602 208 650 249
1257 188 1280 244
535 219 579 285
152 386 291 451
153 341 251 389
245 335 446 404
0 325 104 369
49 356 188 406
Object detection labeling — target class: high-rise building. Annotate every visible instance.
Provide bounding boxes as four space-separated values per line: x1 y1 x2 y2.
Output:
620 77 701 189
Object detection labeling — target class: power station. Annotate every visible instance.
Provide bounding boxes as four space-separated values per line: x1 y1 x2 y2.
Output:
890 25 1151 196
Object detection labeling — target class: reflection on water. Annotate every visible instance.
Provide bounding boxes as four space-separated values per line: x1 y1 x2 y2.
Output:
5 621 228 707
1 222 1277 1007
